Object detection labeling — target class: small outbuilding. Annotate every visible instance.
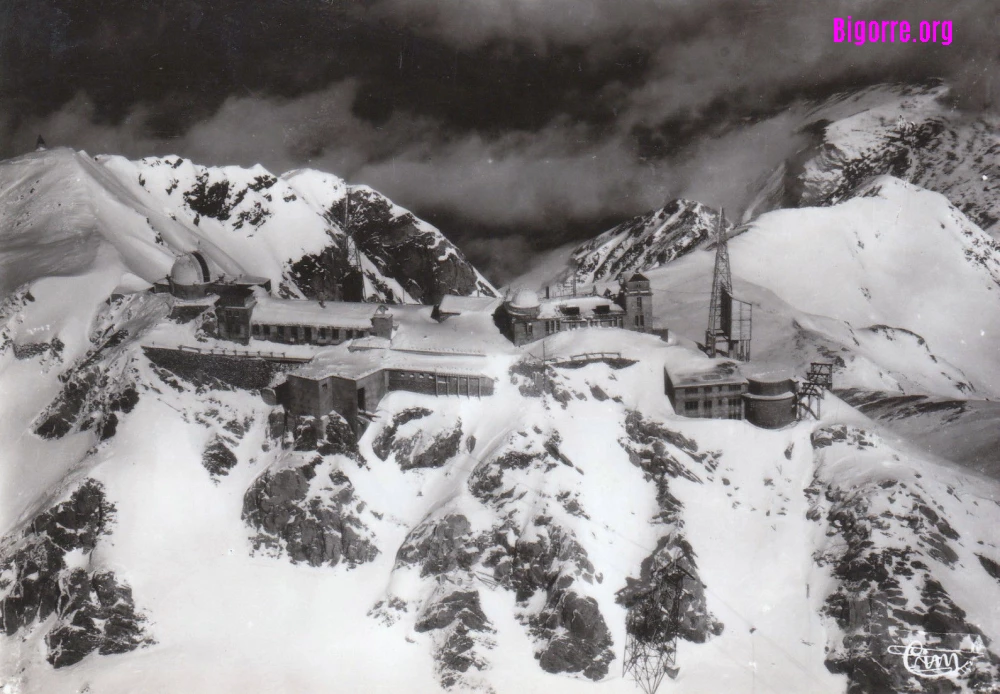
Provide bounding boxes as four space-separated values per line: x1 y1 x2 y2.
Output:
664 361 748 420
743 375 797 429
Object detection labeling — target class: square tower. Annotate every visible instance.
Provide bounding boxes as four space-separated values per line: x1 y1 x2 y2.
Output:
622 273 653 332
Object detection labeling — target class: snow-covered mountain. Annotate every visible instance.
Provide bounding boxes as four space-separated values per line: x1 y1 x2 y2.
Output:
559 200 726 286
744 83 1000 236
0 147 495 303
6 85 1000 694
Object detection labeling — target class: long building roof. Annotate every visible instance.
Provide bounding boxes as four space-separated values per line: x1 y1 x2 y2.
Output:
289 344 496 381
251 297 382 329
536 295 624 320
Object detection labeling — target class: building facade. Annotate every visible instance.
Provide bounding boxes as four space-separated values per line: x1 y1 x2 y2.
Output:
743 376 797 429
622 273 653 332
274 362 495 435
664 365 748 420
496 272 654 346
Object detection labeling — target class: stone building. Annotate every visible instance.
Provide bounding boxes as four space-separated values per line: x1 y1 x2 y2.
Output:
665 360 800 429
664 362 748 420
249 298 394 346
742 375 797 429
272 349 496 435
494 273 653 346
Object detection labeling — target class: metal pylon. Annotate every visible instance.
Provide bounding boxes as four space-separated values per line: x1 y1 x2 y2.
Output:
705 210 732 357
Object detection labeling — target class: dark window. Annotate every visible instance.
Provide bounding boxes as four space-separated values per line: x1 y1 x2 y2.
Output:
636 296 643 309
526 323 534 337
304 327 313 342
685 401 698 412
357 388 366 410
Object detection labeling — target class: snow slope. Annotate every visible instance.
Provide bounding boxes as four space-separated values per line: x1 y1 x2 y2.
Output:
0 147 494 304
745 83 1000 237
558 199 726 286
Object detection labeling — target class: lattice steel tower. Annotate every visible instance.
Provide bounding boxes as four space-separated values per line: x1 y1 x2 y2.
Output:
704 209 752 361
705 210 732 357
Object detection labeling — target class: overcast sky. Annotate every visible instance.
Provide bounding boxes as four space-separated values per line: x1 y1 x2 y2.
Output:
1 0 998 280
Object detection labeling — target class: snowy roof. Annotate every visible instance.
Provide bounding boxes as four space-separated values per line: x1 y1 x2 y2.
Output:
437 294 501 315
662 347 746 388
251 297 383 329
389 304 517 356
536 295 623 320
289 344 496 381
170 253 209 285
510 288 540 309
667 363 747 388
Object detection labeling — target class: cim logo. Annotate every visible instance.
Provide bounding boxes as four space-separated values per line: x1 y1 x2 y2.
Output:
886 630 986 679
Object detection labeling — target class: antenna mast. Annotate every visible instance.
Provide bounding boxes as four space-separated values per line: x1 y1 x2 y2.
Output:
705 209 732 358
705 209 752 361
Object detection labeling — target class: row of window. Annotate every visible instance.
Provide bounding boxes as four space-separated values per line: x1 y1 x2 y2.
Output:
252 324 370 342
524 316 624 337
683 399 744 419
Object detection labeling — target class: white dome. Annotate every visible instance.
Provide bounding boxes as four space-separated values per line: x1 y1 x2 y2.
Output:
170 252 211 285
509 288 540 309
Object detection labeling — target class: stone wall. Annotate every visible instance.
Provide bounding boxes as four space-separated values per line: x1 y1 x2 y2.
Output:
143 347 280 390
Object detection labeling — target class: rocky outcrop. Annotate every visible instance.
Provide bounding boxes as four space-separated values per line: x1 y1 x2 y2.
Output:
415 589 496 690
565 199 726 285
396 514 481 577
202 435 238 478
617 411 723 678
372 408 463 470
507 360 576 405
328 189 495 303
809 425 1000 692
482 518 614 680
531 591 614 680
34 339 140 441
0 480 152 668
243 456 378 568
372 407 432 460
317 412 365 464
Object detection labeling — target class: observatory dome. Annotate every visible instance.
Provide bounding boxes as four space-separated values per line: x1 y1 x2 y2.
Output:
169 252 213 286
509 288 540 310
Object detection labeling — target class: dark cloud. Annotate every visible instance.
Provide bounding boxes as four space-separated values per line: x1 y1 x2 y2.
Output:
2 0 999 282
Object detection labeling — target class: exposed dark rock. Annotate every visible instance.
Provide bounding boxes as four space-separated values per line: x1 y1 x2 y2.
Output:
243 457 378 568
327 189 493 303
468 450 546 502
372 407 432 461
508 360 574 405
202 435 238 478
0 481 152 668
810 429 1000 692
617 536 723 647
533 591 614 680
293 417 320 451
978 554 1000 583
398 424 463 471
317 412 364 464
372 408 462 470
396 514 480 577
481 519 613 679
416 590 491 634
415 590 495 689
